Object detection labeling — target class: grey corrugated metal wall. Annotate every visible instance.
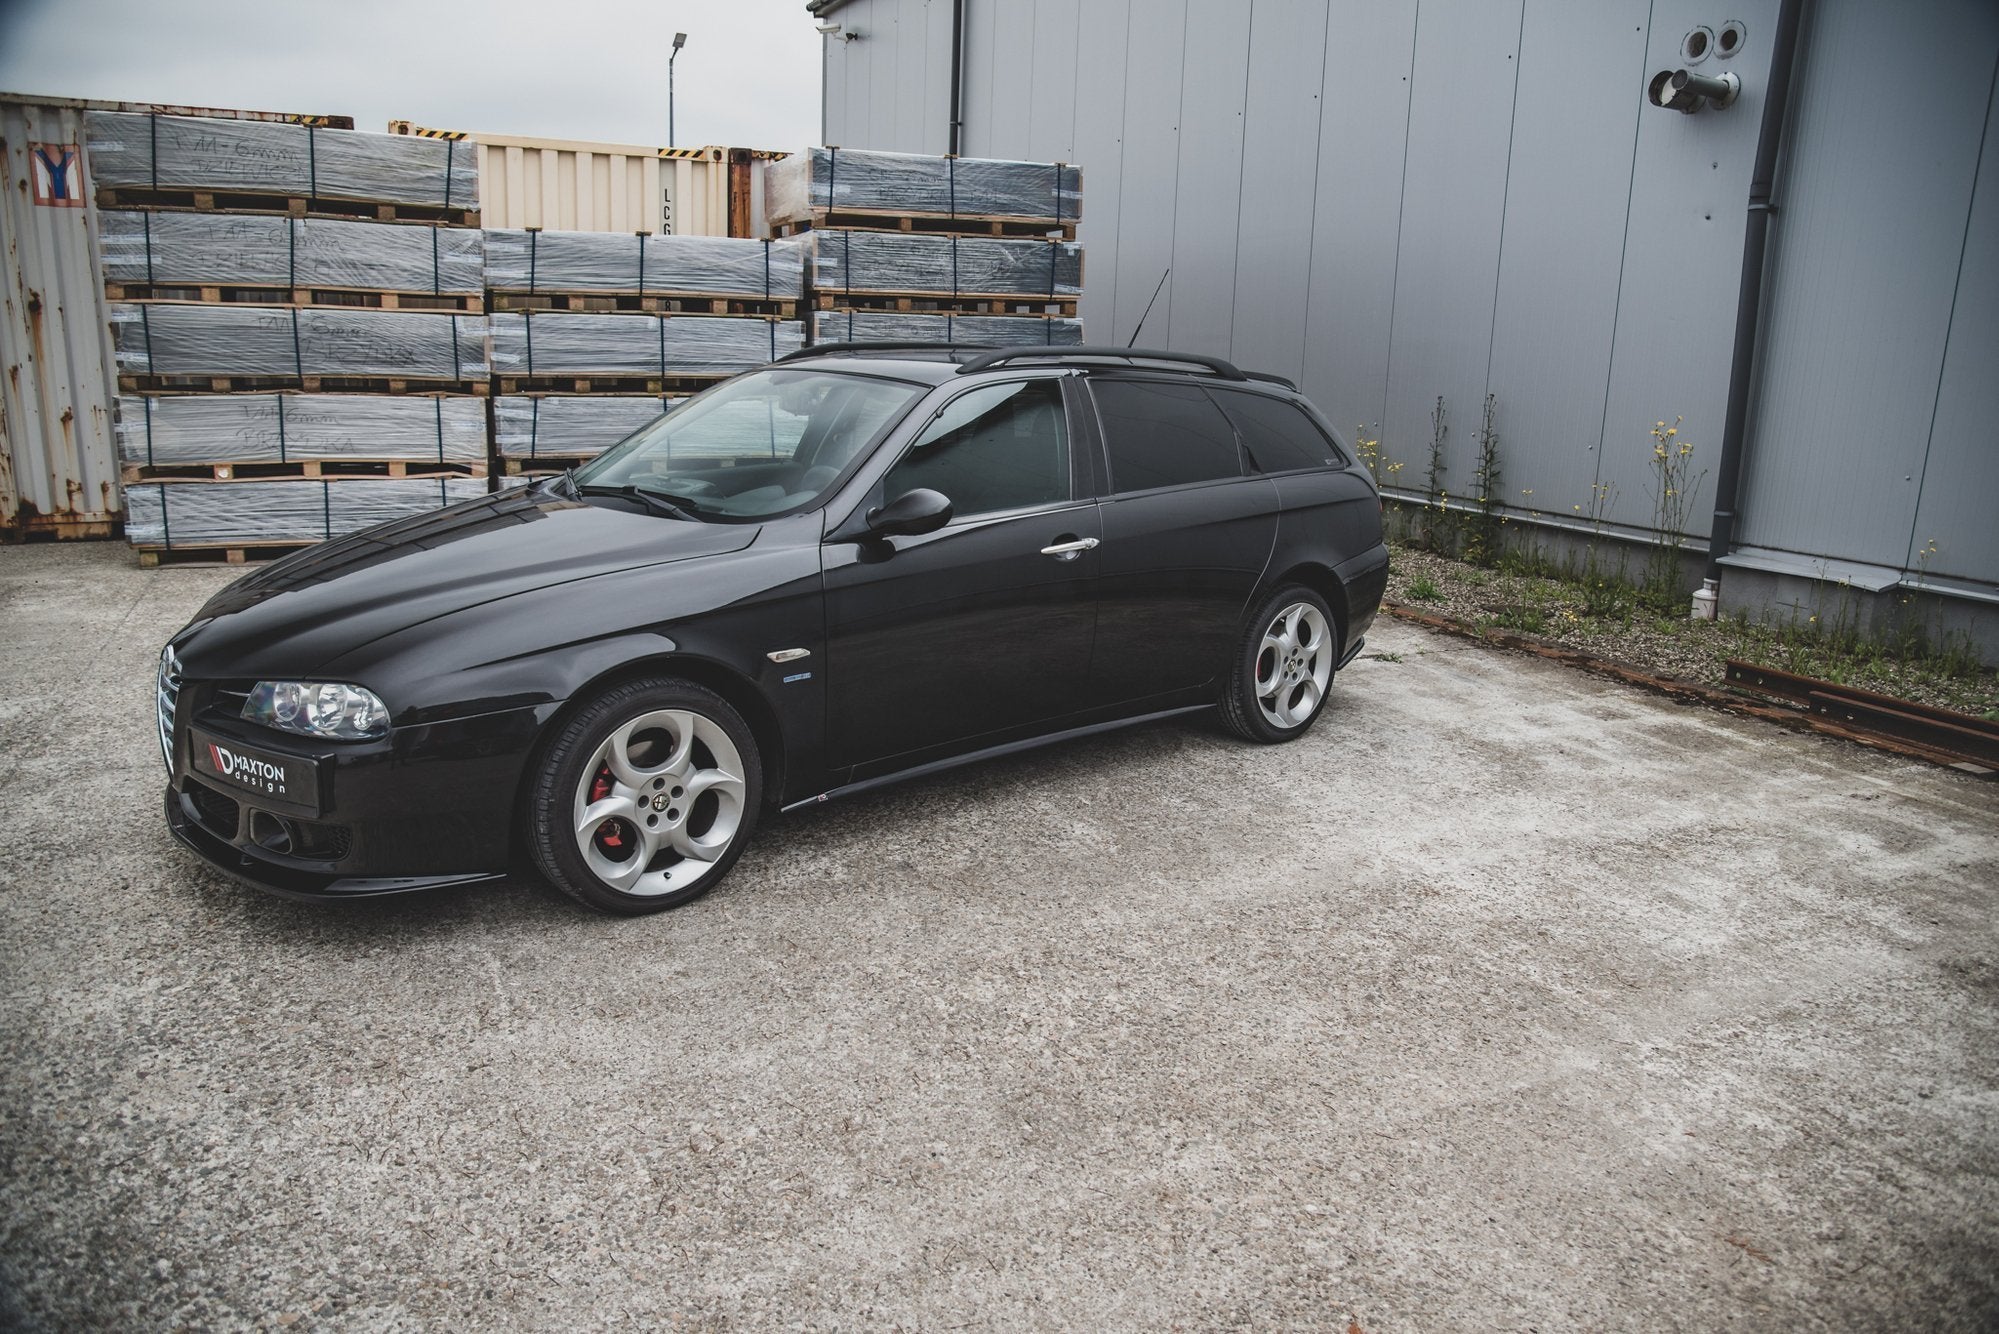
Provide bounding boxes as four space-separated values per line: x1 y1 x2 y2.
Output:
819 0 1999 599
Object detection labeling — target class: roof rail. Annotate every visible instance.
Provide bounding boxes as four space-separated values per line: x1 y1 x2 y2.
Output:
955 345 1248 379
774 340 988 364
1243 370 1298 391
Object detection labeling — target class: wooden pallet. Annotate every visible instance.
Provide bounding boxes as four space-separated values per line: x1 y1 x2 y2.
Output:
774 208 1077 241
106 282 483 313
123 457 486 483
119 374 490 396
494 374 728 396
811 291 1079 317
488 290 797 317
500 454 596 477
97 185 478 228
134 541 316 568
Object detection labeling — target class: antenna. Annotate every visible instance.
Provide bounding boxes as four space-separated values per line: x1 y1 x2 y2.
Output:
1126 268 1170 348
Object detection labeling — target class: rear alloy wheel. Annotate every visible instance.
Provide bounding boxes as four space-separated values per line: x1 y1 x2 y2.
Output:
528 679 762 915
1220 586 1339 743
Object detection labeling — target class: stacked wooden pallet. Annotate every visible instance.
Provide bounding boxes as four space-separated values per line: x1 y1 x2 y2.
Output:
484 229 807 476
766 146 1086 348
90 111 490 564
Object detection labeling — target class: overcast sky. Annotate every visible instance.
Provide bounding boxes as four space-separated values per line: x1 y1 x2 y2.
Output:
0 0 824 150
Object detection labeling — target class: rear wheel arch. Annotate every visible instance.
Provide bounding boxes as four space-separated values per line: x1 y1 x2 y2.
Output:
1261 562 1349 651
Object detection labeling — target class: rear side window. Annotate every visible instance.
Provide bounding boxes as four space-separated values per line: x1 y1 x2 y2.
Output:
1210 388 1347 473
1090 379 1244 493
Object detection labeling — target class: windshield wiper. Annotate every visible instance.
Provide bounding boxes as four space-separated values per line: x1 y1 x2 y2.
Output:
576 483 705 522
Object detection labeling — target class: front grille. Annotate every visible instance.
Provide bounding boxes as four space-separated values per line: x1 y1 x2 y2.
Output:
186 781 241 838
156 645 183 773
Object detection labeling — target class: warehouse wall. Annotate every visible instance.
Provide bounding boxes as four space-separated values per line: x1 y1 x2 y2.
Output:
820 0 1999 601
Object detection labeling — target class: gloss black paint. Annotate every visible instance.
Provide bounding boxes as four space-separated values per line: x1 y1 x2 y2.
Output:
159 355 1388 900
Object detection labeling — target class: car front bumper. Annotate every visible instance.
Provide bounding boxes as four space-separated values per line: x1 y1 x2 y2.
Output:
161 695 559 901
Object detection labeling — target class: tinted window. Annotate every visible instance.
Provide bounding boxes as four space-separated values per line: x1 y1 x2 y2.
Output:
883 380 1070 519
1091 379 1243 492
1211 388 1347 473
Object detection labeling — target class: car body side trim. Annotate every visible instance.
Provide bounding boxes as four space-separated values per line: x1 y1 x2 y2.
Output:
781 703 1213 812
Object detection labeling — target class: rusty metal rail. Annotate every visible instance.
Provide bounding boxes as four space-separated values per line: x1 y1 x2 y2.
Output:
1725 661 1999 771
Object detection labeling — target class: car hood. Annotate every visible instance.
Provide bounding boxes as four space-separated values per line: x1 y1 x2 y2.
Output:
174 486 760 680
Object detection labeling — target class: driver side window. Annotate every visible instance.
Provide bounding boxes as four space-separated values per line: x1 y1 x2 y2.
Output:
882 380 1070 520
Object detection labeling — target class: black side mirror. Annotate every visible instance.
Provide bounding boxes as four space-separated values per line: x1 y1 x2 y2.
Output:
866 488 952 538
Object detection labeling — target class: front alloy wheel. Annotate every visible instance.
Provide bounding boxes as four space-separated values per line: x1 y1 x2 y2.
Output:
1220 586 1340 743
528 679 762 914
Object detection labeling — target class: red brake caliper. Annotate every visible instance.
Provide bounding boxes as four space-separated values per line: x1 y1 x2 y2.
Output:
589 764 624 849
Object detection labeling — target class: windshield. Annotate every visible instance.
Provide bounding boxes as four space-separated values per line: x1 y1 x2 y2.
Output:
572 368 926 521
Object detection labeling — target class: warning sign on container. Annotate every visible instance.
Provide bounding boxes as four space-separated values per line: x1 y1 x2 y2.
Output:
30 143 84 207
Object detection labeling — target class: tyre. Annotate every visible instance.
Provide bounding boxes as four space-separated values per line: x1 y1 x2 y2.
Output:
1219 585 1340 743
526 677 762 915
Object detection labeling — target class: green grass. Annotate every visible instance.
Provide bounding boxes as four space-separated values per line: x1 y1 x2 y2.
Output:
1406 573 1444 603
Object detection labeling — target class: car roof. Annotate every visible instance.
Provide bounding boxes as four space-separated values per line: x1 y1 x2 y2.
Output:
773 342 1301 393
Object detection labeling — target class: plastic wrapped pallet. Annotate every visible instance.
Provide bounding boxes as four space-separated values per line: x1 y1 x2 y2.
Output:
116 394 486 467
811 310 1083 347
810 230 1082 299
767 147 1080 227
125 477 487 547
493 395 683 460
100 212 483 294
489 313 803 377
86 112 479 211
484 230 805 298
111 304 488 380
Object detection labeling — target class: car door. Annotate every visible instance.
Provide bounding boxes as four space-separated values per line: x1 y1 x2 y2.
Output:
1081 374 1278 707
822 374 1101 774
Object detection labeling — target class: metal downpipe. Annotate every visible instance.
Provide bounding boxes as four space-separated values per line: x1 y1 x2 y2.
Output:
1705 0 1808 580
948 0 967 155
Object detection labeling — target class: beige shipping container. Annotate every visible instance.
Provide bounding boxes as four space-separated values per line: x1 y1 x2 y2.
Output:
389 123 783 238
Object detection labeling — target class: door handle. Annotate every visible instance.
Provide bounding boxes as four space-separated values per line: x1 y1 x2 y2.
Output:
1040 537 1100 557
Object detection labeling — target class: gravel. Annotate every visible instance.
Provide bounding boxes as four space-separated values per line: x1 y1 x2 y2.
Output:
2 542 1996 1331
1385 542 1999 717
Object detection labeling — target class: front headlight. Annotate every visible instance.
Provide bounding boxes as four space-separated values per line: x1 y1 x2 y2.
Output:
241 681 390 740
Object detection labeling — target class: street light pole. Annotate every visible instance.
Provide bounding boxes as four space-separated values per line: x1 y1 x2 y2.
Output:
669 31 688 146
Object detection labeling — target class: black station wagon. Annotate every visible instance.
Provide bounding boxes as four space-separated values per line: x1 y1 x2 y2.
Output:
158 344 1388 914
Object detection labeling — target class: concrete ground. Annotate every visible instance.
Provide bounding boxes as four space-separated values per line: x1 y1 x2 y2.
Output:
0 541 1994 1333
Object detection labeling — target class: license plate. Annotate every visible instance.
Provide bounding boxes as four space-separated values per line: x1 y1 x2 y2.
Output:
190 730 320 808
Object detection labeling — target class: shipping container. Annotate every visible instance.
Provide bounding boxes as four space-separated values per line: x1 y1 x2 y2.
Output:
388 122 782 238
1 93 350 541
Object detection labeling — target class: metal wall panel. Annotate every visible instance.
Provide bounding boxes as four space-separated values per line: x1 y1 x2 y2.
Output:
1107 0 1187 345
1738 0 1999 569
1163 0 1254 355
1595 0 1775 537
0 100 121 536
818 0 1999 601
1226 0 1331 389
1483 0 1648 525
1070 0 1133 338
979 2 1040 161
1909 56 1999 590
1298 0 1419 448
1379 0 1523 484
1026 0 1084 164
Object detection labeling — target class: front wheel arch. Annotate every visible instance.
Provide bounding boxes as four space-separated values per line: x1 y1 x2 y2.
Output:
515 653 787 832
